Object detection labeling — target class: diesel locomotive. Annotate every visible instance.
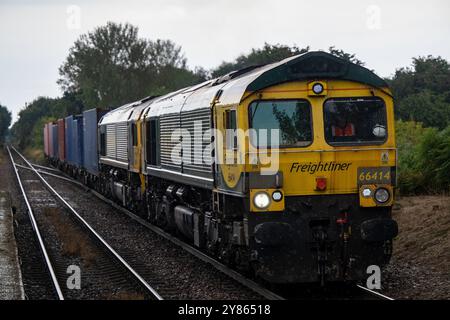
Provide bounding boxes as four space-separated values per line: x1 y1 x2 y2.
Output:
44 51 398 284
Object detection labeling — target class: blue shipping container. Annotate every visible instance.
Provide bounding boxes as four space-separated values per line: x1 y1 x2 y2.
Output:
65 115 74 165
73 115 84 168
52 124 58 159
83 108 107 175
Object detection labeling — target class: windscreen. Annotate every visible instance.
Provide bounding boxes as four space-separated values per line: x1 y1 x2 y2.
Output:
249 99 312 148
324 97 387 145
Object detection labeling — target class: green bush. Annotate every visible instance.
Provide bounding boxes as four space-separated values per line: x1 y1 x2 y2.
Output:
396 120 450 194
31 116 56 150
417 126 450 191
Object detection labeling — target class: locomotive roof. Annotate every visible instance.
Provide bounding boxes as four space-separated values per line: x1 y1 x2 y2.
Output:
101 51 389 123
99 97 155 125
246 51 388 92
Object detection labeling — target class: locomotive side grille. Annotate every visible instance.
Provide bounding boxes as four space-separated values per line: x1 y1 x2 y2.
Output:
160 114 181 171
115 122 128 162
181 108 212 175
106 124 116 159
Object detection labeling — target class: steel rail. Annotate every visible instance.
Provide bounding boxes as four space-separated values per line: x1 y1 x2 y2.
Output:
12 147 163 301
85 189 284 300
29 156 398 301
356 284 395 300
37 164 284 300
31 163 60 172
33 156 283 299
29 155 396 301
7 146 65 300
15 164 87 188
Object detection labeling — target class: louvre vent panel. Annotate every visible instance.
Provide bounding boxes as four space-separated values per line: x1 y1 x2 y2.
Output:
106 124 116 159
156 109 213 177
115 122 128 162
160 114 181 170
181 108 212 174
104 123 128 162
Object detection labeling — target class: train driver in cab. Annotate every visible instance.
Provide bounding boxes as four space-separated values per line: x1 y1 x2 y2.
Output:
331 116 355 137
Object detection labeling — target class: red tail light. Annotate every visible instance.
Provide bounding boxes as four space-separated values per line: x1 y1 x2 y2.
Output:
336 212 348 225
316 177 327 191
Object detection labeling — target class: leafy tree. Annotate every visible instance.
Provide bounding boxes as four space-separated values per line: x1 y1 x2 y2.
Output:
15 22 206 151
391 56 450 100
397 91 450 129
31 116 57 150
56 91 85 117
148 39 187 72
58 22 155 108
11 97 56 149
58 22 198 109
11 95 82 149
212 43 310 78
211 44 366 78
0 104 12 143
328 46 365 66
151 65 208 95
390 55 450 129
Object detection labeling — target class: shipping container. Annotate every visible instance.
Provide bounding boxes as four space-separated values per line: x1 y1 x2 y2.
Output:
65 116 74 165
43 123 49 156
73 115 84 168
48 123 53 158
51 123 58 159
47 123 51 156
83 108 107 175
57 118 65 161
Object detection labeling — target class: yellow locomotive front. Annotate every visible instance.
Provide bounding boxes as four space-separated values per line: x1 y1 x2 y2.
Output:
215 53 398 283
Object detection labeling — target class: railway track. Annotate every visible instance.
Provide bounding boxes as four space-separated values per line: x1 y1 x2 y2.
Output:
10 147 270 300
10 147 395 301
8 146 162 300
356 284 394 300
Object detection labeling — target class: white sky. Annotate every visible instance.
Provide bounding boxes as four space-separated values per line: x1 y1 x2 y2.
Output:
1 0 450 123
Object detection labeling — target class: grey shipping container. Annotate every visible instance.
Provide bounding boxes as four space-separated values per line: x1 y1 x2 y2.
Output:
73 115 84 168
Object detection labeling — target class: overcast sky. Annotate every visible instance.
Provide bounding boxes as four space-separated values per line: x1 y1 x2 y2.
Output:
1 0 450 123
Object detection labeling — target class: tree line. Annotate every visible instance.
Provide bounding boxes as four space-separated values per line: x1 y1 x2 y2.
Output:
0 104 12 144
6 22 450 193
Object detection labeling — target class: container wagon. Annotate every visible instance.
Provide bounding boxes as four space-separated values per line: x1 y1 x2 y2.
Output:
57 118 65 163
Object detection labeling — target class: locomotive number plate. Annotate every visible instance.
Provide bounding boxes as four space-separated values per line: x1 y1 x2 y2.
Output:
357 167 391 184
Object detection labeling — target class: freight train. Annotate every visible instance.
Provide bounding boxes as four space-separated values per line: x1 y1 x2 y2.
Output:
44 51 398 284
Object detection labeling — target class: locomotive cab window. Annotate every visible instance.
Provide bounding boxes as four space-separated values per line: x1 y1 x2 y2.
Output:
99 126 106 156
131 123 138 147
225 109 237 150
146 118 160 166
324 97 387 146
249 99 312 148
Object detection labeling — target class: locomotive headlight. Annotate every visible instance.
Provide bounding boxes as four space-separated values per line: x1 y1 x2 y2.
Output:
272 190 283 202
374 188 390 203
253 192 271 209
312 83 324 94
362 188 372 198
